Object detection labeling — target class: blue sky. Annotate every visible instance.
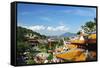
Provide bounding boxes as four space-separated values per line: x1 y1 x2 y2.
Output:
17 3 96 36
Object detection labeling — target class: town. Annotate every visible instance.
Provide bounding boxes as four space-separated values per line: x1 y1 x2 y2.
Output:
17 25 96 65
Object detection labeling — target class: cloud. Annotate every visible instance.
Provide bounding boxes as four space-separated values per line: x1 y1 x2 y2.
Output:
17 23 29 28
27 25 69 32
28 25 45 31
47 25 68 32
18 23 69 36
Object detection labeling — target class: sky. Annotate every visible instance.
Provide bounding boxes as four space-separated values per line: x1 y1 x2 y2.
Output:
17 3 96 36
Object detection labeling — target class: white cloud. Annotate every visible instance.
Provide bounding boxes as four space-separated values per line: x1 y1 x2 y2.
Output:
19 24 69 32
27 25 68 32
18 22 69 36
17 23 29 28
28 25 45 31
47 25 68 32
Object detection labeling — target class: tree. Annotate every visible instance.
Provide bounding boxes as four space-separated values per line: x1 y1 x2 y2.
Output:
77 31 81 35
81 18 96 34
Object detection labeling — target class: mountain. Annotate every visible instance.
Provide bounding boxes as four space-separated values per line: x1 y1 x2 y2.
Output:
60 32 77 37
17 26 46 42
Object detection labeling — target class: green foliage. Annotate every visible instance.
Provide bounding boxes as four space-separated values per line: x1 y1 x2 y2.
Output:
17 26 47 64
77 31 81 35
81 18 96 34
17 42 29 53
64 37 70 41
26 59 35 64
17 26 47 54
17 26 46 41
47 54 53 60
58 39 63 47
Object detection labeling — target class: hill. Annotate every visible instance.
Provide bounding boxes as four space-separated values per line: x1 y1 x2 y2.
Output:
17 26 46 42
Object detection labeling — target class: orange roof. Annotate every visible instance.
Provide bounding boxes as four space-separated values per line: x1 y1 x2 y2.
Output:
55 49 86 61
70 40 86 45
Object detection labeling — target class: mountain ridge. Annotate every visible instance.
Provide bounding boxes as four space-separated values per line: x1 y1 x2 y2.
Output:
60 32 77 37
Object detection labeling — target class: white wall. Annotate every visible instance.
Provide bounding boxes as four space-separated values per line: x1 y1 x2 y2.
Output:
0 0 99 68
